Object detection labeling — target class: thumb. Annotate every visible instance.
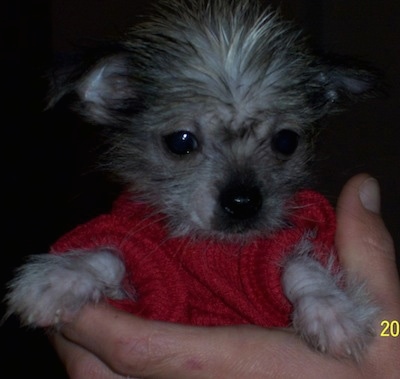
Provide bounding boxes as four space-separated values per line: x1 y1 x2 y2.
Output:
335 174 399 305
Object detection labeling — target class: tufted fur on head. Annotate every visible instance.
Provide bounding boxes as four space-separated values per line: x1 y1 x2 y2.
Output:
49 0 376 238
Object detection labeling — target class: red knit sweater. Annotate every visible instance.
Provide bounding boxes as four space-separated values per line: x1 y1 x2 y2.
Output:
51 190 336 328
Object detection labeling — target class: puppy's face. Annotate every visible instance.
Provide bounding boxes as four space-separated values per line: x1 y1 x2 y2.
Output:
130 96 311 238
53 0 374 239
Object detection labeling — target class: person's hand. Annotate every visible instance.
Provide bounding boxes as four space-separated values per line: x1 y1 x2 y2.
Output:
51 174 400 378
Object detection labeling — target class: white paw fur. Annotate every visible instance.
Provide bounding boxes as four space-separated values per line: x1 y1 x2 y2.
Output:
282 241 379 360
5 250 126 327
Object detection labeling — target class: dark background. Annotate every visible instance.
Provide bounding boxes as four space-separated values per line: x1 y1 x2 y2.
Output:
1 1 399 377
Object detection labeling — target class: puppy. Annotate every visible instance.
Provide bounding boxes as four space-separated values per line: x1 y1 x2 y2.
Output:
6 0 379 360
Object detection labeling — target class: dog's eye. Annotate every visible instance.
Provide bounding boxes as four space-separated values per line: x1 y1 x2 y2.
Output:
272 129 299 157
164 131 199 155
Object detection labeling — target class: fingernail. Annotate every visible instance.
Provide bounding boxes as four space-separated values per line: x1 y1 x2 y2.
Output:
359 177 380 214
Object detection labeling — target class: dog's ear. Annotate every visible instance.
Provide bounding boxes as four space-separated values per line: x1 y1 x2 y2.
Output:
48 54 147 125
309 57 379 116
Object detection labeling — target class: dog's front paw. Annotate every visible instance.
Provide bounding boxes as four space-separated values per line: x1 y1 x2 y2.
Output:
292 286 378 360
5 250 126 328
283 251 379 360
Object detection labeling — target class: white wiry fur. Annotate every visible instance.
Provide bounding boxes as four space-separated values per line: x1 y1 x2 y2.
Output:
6 0 379 361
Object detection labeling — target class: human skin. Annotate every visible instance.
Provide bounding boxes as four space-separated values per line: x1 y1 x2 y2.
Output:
51 174 400 378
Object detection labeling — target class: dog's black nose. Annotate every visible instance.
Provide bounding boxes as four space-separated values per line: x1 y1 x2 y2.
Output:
219 185 262 220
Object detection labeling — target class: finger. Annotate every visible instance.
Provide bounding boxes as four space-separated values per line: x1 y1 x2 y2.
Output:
60 303 285 378
51 332 126 379
60 303 210 378
60 304 370 379
335 174 399 301
335 174 400 374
